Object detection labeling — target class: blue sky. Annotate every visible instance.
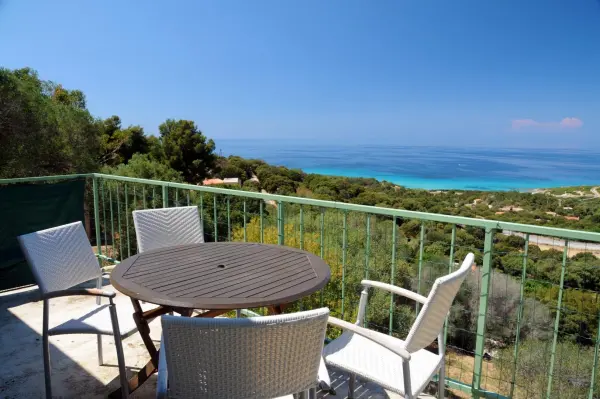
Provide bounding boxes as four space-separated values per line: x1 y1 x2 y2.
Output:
1 0 599 148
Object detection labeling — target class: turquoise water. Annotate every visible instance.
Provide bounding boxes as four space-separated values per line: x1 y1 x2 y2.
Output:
217 140 600 191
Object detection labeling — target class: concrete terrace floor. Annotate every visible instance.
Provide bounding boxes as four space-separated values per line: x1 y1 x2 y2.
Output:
0 280 436 399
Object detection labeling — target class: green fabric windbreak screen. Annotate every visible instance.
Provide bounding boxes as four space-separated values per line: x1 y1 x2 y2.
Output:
0 179 86 290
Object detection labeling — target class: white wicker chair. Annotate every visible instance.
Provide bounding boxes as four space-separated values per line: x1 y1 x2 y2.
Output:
132 206 204 253
157 308 330 399
18 221 136 399
323 253 474 399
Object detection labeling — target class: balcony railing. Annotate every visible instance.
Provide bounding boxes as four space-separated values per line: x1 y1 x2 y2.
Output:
3 172 600 399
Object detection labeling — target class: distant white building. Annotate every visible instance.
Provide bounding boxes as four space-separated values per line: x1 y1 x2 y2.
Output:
223 178 241 186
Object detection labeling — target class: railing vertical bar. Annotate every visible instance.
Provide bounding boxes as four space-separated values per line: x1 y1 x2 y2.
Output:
125 184 131 258
389 216 397 335
116 185 123 261
363 215 371 327
92 176 102 305
443 224 457 345
199 194 204 224
299 205 304 250
259 201 264 244
213 195 218 242
277 201 285 245
472 227 495 399
227 196 231 242
175 188 178 205
142 186 147 209
365 215 371 279
416 222 425 313
546 239 569 399
243 200 247 242
589 301 600 399
133 186 137 211
109 185 115 260
152 187 155 208
187 191 190 206
133 186 137 254
509 233 529 398
162 185 168 208
341 210 348 319
101 180 107 256
320 208 325 307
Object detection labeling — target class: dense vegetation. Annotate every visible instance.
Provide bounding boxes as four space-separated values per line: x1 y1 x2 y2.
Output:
2 67 600 397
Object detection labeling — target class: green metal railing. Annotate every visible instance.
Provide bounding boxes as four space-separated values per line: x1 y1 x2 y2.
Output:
4 172 600 399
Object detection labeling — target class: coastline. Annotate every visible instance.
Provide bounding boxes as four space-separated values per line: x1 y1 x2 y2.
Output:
218 142 600 192
303 167 597 193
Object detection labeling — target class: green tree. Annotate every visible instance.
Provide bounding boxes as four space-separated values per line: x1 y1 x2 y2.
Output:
118 126 149 163
0 67 100 178
159 119 216 183
102 153 182 182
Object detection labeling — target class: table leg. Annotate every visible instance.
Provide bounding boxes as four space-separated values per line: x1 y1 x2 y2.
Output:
268 304 286 315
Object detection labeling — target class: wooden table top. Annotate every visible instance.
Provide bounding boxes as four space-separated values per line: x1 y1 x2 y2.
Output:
110 242 331 309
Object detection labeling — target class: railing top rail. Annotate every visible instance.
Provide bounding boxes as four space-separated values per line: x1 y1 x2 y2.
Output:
2 172 600 243
0 173 90 184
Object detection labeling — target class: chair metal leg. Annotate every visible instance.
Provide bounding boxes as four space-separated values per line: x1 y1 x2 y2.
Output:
438 362 446 399
348 373 356 399
42 300 52 399
236 309 242 318
108 302 129 399
308 387 317 399
97 335 104 365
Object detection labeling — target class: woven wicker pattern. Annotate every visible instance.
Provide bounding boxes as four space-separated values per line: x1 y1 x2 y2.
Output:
133 206 204 253
404 252 474 353
323 330 441 396
161 308 329 398
17 221 101 294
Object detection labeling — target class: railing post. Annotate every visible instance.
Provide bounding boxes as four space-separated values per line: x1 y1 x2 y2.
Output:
364 215 371 279
472 227 495 398
92 176 102 305
363 214 371 327
546 240 569 399
341 210 348 319
389 216 397 334
320 208 325 306
162 184 168 207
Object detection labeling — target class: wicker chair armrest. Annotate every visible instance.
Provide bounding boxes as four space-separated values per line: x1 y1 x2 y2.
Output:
361 280 427 304
328 316 411 360
43 288 116 300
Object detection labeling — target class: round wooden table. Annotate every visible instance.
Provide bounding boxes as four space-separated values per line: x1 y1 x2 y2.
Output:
109 242 331 397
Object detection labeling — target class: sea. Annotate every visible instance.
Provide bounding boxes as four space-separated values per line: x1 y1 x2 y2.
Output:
217 140 600 191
